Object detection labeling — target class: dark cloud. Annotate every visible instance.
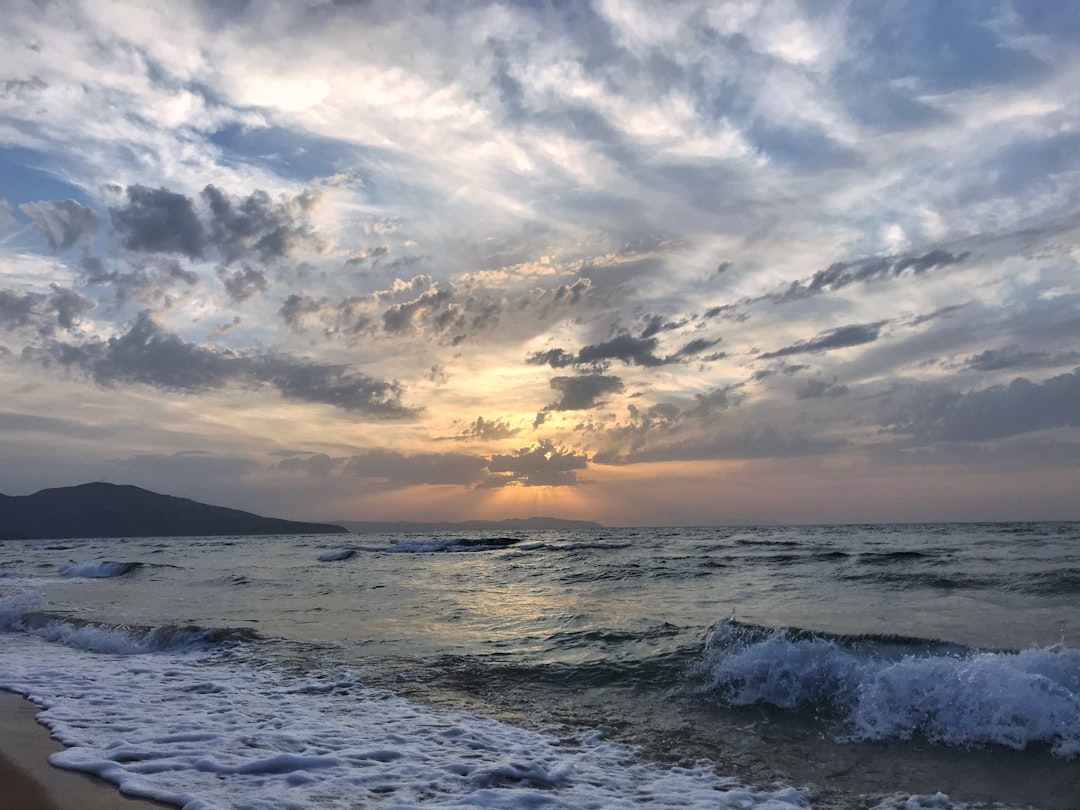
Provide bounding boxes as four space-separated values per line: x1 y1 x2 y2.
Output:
451 416 520 442
528 348 576 368
638 314 666 339
552 277 592 304
275 453 342 477
0 290 37 329
526 334 663 369
752 362 809 382
343 448 488 488
111 185 206 258
760 322 885 359
82 256 200 306
773 250 969 303
19 199 100 250
963 346 1080 373
48 285 93 330
383 284 454 334
674 337 722 360
546 374 624 411
577 334 664 367
703 303 749 322
262 362 412 416
883 371 1080 442
796 378 850 400
344 245 390 266
279 293 328 330
201 184 320 263
485 439 588 487
37 311 414 417
593 426 846 465
0 285 91 334
529 332 720 370
218 263 270 303
109 184 321 263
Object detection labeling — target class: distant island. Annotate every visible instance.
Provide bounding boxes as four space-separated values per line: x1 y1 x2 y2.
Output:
336 517 604 534
0 482 348 540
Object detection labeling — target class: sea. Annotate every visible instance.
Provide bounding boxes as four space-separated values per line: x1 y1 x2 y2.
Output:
0 522 1078 810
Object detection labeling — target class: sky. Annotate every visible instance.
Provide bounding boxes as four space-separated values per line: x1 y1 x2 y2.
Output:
1 0 1078 526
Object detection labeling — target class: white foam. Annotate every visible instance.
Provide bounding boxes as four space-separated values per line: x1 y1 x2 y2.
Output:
0 593 244 656
698 627 1080 758
0 628 808 809
60 560 141 578
871 793 957 810
317 548 356 561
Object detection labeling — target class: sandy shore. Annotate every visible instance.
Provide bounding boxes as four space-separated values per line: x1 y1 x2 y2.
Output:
0 691 176 810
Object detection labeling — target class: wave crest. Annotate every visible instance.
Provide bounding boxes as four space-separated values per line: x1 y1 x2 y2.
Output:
0 592 259 655
60 561 142 579
696 620 1080 758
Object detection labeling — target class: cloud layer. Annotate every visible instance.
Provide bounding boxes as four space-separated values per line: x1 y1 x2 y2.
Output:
0 0 1077 523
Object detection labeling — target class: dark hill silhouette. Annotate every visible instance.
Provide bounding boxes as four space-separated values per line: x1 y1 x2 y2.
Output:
0 482 347 540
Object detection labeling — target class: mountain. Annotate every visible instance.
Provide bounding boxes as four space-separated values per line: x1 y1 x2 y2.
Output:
0 482 347 540
335 517 604 534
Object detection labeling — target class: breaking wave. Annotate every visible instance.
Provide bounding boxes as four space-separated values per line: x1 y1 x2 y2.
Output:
0 592 260 655
695 619 1080 758
59 561 143 578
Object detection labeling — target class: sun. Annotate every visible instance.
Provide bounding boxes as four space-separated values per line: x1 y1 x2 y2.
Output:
478 483 594 521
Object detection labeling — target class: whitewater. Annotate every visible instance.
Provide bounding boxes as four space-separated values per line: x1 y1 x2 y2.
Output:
0 522 1077 809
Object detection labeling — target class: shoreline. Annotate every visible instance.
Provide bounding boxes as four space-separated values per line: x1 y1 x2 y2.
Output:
0 691 175 810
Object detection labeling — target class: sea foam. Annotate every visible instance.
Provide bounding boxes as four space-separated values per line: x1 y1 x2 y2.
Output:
0 592 257 656
0 620 810 810
697 620 1080 758
60 560 142 578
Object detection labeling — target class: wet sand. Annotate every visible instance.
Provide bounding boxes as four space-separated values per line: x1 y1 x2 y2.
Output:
0 691 174 810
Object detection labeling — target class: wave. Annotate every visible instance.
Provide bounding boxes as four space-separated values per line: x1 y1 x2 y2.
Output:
839 570 997 590
59 560 142 578
375 536 525 553
0 592 260 655
318 548 357 561
857 550 934 564
695 619 1080 758
1008 568 1080 595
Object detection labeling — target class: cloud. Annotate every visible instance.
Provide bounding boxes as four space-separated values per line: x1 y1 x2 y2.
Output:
343 449 488 488
275 453 342 477
218 264 270 303
883 371 1080 442
485 440 588 487
529 332 722 370
760 322 885 359
37 311 414 417
529 334 662 368
0 285 92 334
109 184 322 263
201 184 321 263
771 250 970 304
19 199 100 250
110 186 206 259
449 416 520 442
963 346 1080 373
796 377 849 400
594 426 846 465
545 374 624 411
82 257 200 306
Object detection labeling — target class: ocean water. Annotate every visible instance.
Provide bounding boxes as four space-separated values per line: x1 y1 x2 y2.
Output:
0 523 1078 809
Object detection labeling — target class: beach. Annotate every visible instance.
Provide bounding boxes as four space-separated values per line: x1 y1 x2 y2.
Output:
0 692 171 810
